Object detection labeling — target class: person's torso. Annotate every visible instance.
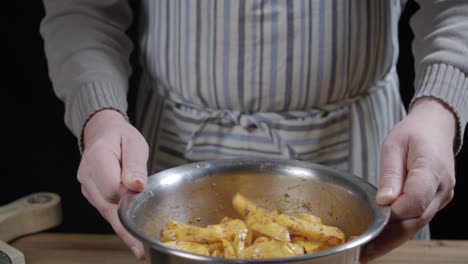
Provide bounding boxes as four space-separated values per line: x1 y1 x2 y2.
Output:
138 0 403 112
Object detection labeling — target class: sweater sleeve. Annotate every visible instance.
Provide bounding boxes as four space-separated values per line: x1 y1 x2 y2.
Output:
410 0 468 154
40 0 134 144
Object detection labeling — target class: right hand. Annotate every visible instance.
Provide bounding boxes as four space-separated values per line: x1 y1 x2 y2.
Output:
78 109 149 259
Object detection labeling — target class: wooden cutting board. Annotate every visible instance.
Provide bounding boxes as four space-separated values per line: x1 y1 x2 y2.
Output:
3 193 468 263
10 233 468 264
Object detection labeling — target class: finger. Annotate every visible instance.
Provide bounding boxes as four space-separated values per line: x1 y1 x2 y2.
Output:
106 204 145 260
81 178 145 260
80 148 127 204
377 140 407 205
120 133 149 192
391 167 439 220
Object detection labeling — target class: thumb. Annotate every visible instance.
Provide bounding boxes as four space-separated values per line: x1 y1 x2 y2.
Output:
121 133 149 192
376 141 406 205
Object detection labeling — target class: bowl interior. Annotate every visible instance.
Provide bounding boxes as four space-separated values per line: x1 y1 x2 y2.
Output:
119 158 389 258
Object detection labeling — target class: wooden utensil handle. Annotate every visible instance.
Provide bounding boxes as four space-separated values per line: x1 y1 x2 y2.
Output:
0 192 62 243
0 240 24 264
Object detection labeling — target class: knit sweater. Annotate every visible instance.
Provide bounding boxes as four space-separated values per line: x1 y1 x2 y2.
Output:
40 0 468 153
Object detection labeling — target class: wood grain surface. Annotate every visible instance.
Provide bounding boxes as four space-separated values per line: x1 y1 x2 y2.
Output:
10 234 468 264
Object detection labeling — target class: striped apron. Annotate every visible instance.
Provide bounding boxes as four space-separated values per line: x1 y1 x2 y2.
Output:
134 0 429 239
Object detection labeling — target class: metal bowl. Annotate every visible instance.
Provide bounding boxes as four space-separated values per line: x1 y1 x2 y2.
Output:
119 158 390 264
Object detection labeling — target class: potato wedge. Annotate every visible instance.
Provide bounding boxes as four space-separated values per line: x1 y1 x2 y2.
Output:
240 241 304 259
207 219 247 240
232 193 266 218
161 229 177 242
207 242 223 254
165 220 223 243
159 193 348 259
245 212 290 242
291 236 323 254
253 236 273 244
211 249 222 257
297 213 323 224
222 239 236 258
163 241 210 256
245 229 254 247
219 216 235 224
275 214 345 246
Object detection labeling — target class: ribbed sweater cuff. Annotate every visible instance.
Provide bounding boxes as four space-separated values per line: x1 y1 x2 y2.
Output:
65 80 129 152
410 64 468 154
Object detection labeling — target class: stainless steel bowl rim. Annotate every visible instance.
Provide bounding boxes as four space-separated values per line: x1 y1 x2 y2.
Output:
118 158 390 263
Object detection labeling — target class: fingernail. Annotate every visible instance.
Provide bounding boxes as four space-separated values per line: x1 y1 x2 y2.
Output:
124 173 147 192
134 178 146 190
126 174 145 183
131 246 142 258
378 187 393 198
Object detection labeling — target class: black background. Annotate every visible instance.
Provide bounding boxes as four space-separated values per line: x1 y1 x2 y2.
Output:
3 1 467 239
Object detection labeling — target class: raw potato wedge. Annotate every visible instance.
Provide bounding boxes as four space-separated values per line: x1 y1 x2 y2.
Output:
297 213 323 224
165 220 223 243
207 242 223 254
240 241 305 259
232 193 266 218
208 219 250 254
245 211 291 242
222 239 237 258
291 236 323 254
211 249 222 257
161 229 177 242
253 236 273 244
207 219 248 240
159 192 348 259
163 241 210 256
275 214 345 246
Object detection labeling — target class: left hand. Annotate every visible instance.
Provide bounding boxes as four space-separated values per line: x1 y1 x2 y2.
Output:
360 98 457 263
